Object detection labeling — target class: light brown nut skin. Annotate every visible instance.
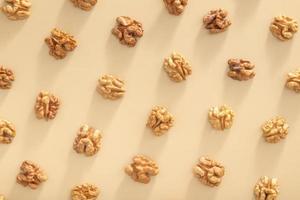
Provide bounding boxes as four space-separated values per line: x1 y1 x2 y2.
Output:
286 69 300 93
270 15 298 41
208 105 234 130
163 0 188 16
97 74 125 100
70 0 97 11
2 0 31 20
125 155 159 184
71 183 100 200
0 66 15 89
73 125 102 156
227 59 256 81
261 116 288 143
0 119 16 144
254 176 279 200
203 9 231 33
193 157 225 187
16 160 47 189
163 52 192 82
112 16 144 47
34 91 60 120
45 28 77 59
146 106 174 136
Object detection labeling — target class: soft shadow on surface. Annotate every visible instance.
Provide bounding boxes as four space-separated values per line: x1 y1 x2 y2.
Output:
185 178 217 200
233 0 260 23
277 88 300 123
8 183 43 200
0 145 10 162
0 91 9 106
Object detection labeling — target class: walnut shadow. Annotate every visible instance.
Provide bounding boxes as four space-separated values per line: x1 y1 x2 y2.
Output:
0 144 10 162
185 178 218 200
8 181 43 200
0 91 9 106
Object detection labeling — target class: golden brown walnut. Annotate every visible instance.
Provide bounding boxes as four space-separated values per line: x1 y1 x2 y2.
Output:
208 105 234 130
71 183 100 200
2 0 31 20
146 106 174 136
34 91 60 120
16 160 47 189
286 69 300 93
203 9 231 33
0 195 5 200
270 15 298 41
254 176 279 200
125 155 159 184
193 157 225 187
112 16 144 47
97 74 125 100
45 28 77 59
73 125 102 156
163 0 188 16
261 116 288 143
0 66 14 89
163 52 192 82
0 119 16 144
70 0 97 11
227 59 255 81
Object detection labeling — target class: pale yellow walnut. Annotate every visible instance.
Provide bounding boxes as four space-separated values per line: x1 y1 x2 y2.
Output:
34 91 60 120
2 0 31 20
193 157 225 187
261 116 288 143
16 160 47 189
71 183 100 200
254 176 279 200
146 106 174 136
286 69 300 93
0 66 14 89
0 194 5 200
208 105 234 130
125 155 159 184
97 74 125 100
0 119 16 144
163 0 188 15
73 125 102 156
70 0 97 11
163 52 192 82
270 15 298 41
203 9 231 33
227 59 255 81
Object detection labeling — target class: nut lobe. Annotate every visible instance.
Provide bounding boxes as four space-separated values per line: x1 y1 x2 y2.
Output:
203 9 231 33
0 66 15 89
254 176 279 200
2 0 31 20
261 116 289 143
34 91 60 120
286 69 300 93
163 0 188 15
97 74 125 100
70 0 97 11
71 183 100 200
270 15 298 41
208 105 235 130
0 119 16 144
227 59 256 81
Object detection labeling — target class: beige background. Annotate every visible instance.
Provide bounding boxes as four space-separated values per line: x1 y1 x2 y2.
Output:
0 0 300 199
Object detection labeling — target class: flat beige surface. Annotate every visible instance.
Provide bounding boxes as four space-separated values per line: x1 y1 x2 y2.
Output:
1 0 300 199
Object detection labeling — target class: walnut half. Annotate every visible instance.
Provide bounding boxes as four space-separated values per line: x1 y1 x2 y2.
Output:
2 0 31 20
270 15 298 41
71 183 100 200
0 195 5 200
254 176 279 200
70 0 97 11
203 9 231 33
227 59 255 81
261 116 288 143
0 66 15 89
163 0 188 16
286 69 300 93
0 119 16 144
97 74 125 100
34 91 60 120
208 105 234 130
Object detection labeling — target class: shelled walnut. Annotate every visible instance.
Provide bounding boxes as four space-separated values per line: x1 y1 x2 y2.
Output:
34 91 60 120
125 155 159 184
203 9 231 33
16 160 47 189
286 69 300 93
71 183 100 200
227 59 255 81
0 119 16 144
146 106 174 136
2 0 31 20
0 66 14 89
73 125 102 156
45 28 77 59
193 157 225 187
0 195 5 200
254 176 279 200
261 116 288 143
163 0 188 16
97 74 125 100
270 15 298 41
208 105 234 130
112 16 144 47
163 52 192 82
70 0 97 11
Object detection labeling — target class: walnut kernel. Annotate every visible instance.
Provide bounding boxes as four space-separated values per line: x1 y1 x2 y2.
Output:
97 74 125 100
254 176 279 200
45 28 77 59
125 155 159 184
261 116 288 143
270 15 298 41
0 66 14 89
0 195 5 200
34 91 60 120
163 0 188 16
286 69 300 93
203 9 231 33
112 16 144 47
163 52 192 82
2 0 31 20
0 119 16 144
70 0 97 11
73 125 102 156
208 105 234 130
71 183 100 200
193 157 225 187
16 160 47 189
227 59 255 81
